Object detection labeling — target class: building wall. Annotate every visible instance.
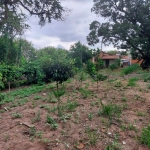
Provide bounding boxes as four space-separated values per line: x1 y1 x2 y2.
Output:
104 59 116 67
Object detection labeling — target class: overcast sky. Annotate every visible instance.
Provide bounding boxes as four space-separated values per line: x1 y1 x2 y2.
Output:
24 0 116 51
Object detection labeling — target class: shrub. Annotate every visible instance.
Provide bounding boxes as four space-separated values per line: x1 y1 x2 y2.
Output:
86 60 96 76
42 61 74 89
127 77 138 86
109 64 117 70
121 64 140 75
96 59 104 70
23 62 45 85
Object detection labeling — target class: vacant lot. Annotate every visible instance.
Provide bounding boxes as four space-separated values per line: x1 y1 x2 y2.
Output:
0 69 150 150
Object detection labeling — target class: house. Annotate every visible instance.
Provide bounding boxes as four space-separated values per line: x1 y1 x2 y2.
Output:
98 51 130 68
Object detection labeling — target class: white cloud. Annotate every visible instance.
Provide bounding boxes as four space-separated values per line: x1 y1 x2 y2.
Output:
24 0 116 51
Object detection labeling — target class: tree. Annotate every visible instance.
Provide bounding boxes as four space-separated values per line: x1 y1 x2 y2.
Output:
69 41 92 65
0 0 69 28
87 0 150 69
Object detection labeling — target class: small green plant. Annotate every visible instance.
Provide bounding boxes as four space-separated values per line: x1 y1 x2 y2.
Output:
79 88 91 99
105 141 122 150
60 114 71 122
12 112 22 119
32 110 41 123
36 131 43 139
137 111 146 116
85 128 99 145
98 101 122 121
91 72 107 90
46 115 58 130
140 126 150 148
121 64 140 75
122 97 127 102
128 77 138 86
34 95 41 100
65 100 79 112
109 64 117 70
53 86 65 116
88 113 93 120
113 80 122 87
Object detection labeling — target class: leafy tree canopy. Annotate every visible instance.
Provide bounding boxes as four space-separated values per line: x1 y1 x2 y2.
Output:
87 0 150 69
0 0 69 36
69 41 92 64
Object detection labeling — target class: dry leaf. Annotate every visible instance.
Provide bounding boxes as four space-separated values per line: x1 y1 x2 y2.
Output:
76 142 84 149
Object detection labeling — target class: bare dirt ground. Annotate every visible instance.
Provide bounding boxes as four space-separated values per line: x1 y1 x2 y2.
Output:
0 70 150 150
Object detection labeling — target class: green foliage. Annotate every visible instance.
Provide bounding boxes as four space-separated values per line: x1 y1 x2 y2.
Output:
121 64 140 75
127 77 138 87
86 60 96 76
46 115 58 130
87 0 150 69
69 41 92 64
98 101 122 119
23 62 45 85
85 128 99 145
140 126 150 148
0 64 22 90
96 59 104 70
12 112 22 119
109 64 117 71
0 0 68 37
42 60 74 87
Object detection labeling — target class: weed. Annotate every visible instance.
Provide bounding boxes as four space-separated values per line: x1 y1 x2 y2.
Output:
32 110 41 123
98 101 122 120
128 77 138 86
53 87 65 116
113 80 122 87
34 95 41 100
140 126 150 148
12 112 22 119
46 115 58 130
60 114 71 122
88 113 93 120
48 92 57 103
127 124 137 132
32 100 36 108
85 128 99 145
65 100 79 112
147 84 150 89
79 88 91 99
122 97 127 102
17 98 29 106
105 141 122 150
36 131 43 139
137 111 146 116
121 64 140 75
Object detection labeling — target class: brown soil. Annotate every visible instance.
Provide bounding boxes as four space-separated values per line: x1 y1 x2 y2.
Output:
0 72 150 150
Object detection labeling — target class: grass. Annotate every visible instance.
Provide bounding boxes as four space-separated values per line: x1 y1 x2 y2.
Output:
127 77 138 86
140 126 150 148
85 127 99 145
32 110 41 123
121 64 140 75
98 101 122 119
12 112 22 119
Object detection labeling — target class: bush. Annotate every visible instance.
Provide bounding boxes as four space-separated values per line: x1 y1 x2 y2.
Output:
140 126 150 148
109 64 117 70
121 64 140 75
96 59 104 70
128 77 138 86
86 61 96 76
23 62 45 85
42 60 74 88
